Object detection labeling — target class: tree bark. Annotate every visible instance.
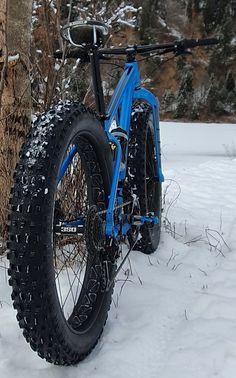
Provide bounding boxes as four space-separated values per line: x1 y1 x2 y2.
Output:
0 0 33 242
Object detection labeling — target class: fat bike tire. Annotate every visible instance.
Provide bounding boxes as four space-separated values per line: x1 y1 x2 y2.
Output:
128 103 162 254
7 102 115 365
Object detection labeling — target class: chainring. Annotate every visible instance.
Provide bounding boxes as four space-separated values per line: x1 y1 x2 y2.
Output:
85 205 105 253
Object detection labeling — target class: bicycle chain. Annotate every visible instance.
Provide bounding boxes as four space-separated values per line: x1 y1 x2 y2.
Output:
95 198 135 216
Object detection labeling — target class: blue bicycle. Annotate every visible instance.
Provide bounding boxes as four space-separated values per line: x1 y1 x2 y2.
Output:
7 20 218 365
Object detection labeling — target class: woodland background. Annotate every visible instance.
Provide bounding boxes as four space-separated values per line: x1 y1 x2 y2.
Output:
30 0 236 120
0 0 235 247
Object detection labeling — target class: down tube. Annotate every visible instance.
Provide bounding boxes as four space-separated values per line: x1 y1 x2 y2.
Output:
104 63 140 237
133 87 164 183
104 62 140 132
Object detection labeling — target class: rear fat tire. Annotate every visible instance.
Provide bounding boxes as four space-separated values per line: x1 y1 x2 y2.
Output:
7 102 115 365
128 103 162 254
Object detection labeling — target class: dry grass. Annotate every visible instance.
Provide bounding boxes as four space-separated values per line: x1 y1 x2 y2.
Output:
162 178 231 256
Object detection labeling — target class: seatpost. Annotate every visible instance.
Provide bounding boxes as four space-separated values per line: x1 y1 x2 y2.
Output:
89 48 106 120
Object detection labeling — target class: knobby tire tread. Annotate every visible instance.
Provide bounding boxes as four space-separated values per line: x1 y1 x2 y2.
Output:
7 102 115 365
128 103 162 254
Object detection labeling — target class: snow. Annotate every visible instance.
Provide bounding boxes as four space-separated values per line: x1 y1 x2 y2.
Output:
54 63 61 71
231 37 236 46
168 27 182 39
116 19 136 28
72 58 81 72
107 4 141 27
8 54 20 62
158 16 167 28
1 122 236 377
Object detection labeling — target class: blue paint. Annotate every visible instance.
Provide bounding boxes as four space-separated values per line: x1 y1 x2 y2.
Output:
58 61 163 238
122 222 131 235
140 216 159 225
104 61 163 236
60 218 85 227
57 145 77 184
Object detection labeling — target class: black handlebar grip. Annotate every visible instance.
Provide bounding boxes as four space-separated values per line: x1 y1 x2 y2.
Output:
195 37 220 46
54 48 89 61
175 38 220 50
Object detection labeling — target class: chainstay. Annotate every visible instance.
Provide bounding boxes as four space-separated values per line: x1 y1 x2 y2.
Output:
96 198 135 216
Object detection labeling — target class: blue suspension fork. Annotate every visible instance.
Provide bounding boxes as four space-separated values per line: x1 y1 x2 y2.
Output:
57 145 77 184
105 133 123 238
55 145 88 233
103 64 138 238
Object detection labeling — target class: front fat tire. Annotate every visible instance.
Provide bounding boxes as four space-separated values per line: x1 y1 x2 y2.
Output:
7 102 115 365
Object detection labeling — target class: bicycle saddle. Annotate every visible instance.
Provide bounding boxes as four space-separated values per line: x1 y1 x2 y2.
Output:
61 20 109 48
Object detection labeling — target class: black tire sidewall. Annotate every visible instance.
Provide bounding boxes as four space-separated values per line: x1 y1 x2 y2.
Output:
42 111 114 353
8 104 115 363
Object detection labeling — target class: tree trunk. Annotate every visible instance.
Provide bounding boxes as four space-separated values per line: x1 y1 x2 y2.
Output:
0 0 33 244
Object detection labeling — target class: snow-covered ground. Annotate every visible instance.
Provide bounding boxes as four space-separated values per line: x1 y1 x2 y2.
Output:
1 122 236 378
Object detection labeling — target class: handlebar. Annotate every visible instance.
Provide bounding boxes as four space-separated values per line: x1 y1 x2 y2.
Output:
54 37 219 60
174 37 219 49
54 48 89 61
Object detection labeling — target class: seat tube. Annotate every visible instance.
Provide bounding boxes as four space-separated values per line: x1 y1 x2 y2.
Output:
89 49 106 119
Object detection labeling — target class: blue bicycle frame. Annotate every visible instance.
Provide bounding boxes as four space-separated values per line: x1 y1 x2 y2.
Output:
104 61 164 237
58 60 164 239
56 35 219 240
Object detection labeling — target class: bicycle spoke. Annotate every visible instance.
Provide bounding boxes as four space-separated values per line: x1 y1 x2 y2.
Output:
61 261 85 312
55 242 87 306
53 146 89 319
